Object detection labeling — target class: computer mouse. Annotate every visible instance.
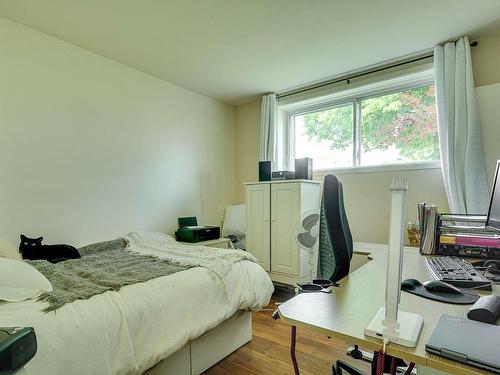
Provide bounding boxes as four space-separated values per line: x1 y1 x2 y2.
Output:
423 280 463 295
401 279 421 291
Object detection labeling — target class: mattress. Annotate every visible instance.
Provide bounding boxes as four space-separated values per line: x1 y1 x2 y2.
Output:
0 256 273 374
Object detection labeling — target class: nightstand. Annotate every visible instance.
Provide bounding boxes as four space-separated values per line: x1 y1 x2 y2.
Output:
179 237 233 249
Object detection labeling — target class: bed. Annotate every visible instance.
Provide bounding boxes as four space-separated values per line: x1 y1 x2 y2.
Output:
0 232 274 375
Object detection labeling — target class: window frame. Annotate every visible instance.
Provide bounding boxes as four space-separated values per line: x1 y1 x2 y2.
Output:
280 69 439 173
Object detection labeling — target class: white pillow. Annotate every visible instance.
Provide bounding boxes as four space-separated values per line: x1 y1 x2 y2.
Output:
222 204 246 238
0 238 22 261
0 258 53 302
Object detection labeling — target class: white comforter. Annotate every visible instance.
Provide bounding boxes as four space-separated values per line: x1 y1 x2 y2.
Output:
0 241 273 375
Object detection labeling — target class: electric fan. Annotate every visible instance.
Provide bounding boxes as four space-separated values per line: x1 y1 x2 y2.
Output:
295 211 327 289
296 211 320 249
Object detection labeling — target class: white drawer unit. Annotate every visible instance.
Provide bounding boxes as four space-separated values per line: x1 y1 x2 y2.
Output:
245 180 321 285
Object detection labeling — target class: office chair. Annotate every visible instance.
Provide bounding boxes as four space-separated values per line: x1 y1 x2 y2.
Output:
318 175 365 375
317 174 353 283
318 175 407 375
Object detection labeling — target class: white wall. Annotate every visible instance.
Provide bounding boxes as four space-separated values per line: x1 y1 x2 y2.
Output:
471 30 500 187
235 100 261 202
314 168 448 244
477 83 500 185
472 32 500 88
0 17 237 247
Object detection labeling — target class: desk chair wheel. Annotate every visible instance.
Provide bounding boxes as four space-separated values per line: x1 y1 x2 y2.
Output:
271 310 280 320
349 345 363 360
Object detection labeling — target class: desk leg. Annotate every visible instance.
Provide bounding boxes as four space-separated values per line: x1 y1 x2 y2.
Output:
291 325 300 375
371 351 378 375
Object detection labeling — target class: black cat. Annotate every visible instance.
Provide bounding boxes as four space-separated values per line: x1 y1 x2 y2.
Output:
19 234 81 263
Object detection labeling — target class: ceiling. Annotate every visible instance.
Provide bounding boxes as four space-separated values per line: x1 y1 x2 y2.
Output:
1 1 500 105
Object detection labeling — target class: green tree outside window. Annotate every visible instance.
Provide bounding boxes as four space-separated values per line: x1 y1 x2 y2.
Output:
302 85 439 162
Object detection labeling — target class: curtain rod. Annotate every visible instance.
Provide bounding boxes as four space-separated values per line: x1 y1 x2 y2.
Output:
277 41 478 100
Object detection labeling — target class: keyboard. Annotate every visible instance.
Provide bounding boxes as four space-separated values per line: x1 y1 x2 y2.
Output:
425 256 492 291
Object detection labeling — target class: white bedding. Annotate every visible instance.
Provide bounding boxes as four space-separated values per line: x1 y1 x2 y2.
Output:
0 243 273 375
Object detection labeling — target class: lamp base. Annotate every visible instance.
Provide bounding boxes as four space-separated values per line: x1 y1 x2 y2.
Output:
364 307 423 348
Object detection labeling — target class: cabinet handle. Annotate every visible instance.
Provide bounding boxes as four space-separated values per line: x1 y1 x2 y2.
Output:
271 219 276 222
264 218 269 222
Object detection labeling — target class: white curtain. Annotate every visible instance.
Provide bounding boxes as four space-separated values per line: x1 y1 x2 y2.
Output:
434 36 489 214
259 93 277 165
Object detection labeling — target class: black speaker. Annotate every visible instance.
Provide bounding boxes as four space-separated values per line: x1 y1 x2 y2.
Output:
259 161 272 181
295 158 313 180
0 327 37 374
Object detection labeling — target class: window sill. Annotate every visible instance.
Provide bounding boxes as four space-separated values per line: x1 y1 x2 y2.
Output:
312 160 441 176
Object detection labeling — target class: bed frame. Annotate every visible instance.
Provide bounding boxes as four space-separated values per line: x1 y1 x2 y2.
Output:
144 310 252 375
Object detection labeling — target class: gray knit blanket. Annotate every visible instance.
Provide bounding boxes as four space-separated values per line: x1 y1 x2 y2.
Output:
28 239 188 312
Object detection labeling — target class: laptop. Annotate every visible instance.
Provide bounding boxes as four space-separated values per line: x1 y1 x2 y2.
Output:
426 314 500 374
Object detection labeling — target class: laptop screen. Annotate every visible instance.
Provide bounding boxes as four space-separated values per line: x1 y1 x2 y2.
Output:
486 161 500 232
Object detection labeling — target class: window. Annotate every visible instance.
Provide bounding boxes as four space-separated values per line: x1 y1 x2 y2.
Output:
289 79 439 171
294 104 354 169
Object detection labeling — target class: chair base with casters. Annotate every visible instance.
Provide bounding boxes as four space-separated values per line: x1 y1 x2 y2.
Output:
333 347 412 375
344 347 417 374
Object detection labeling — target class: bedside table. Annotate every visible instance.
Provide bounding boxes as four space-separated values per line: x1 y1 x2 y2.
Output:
179 237 233 249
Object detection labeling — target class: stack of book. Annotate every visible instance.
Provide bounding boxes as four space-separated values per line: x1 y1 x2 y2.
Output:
438 214 500 258
418 202 439 254
418 203 500 258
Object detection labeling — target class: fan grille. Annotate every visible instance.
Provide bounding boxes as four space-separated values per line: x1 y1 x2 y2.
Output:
296 213 320 248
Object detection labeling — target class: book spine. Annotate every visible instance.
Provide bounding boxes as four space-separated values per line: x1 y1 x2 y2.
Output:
455 236 500 247
417 202 427 253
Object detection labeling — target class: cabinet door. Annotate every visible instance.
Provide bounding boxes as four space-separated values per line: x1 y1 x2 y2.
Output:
245 184 270 271
271 183 299 275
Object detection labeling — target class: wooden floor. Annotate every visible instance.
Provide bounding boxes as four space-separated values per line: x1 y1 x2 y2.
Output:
203 292 370 375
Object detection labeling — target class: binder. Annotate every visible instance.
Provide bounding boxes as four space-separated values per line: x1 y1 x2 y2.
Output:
418 204 439 255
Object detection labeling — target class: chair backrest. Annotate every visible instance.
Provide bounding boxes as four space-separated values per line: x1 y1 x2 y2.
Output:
317 174 353 283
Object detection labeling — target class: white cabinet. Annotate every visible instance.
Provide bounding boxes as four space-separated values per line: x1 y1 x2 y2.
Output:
245 180 321 285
